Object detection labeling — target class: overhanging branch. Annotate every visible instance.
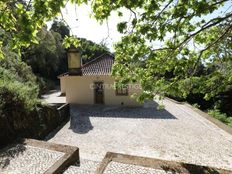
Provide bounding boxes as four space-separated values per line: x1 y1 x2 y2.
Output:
178 12 232 49
192 25 232 75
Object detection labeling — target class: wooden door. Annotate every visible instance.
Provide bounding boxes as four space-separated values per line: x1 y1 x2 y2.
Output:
94 82 104 104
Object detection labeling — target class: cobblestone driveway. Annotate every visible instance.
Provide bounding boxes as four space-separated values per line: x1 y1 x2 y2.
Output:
49 99 232 170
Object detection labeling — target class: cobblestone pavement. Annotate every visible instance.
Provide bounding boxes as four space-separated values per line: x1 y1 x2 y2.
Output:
63 158 178 174
63 158 100 174
104 162 178 174
0 144 64 174
49 99 232 170
64 166 92 174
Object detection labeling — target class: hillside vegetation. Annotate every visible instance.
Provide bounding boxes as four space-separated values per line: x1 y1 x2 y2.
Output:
0 16 109 147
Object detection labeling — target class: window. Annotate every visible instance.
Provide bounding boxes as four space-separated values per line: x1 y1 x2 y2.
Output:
116 84 128 96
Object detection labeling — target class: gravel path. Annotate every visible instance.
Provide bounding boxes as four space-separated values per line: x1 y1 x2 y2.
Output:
48 99 232 170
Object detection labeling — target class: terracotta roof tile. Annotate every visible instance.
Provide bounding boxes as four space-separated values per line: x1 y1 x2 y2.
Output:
81 53 114 75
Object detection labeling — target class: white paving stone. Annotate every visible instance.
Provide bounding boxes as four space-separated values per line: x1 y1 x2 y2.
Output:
64 166 92 174
104 162 178 174
49 99 232 170
63 158 100 174
0 144 64 174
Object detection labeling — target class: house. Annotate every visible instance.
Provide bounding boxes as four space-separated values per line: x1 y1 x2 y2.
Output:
58 48 142 106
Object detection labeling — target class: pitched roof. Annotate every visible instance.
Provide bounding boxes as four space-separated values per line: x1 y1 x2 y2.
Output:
82 53 114 76
58 53 114 78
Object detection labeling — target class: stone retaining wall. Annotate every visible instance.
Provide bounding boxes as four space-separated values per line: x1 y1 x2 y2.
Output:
0 103 70 148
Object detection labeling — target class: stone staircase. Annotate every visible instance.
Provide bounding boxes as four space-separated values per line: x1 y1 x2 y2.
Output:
1 139 231 174
63 158 100 174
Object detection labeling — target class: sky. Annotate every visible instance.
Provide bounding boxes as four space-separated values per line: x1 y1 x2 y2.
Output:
49 1 232 51
52 3 131 51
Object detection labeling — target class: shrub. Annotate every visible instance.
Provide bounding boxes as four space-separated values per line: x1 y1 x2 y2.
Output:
0 49 41 146
37 76 56 95
0 63 61 147
0 46 66 148
208 109 232 127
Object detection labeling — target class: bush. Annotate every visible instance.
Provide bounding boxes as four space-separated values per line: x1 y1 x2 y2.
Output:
208 109 232 127
0 84 60 147
0 69 61 147
0 48 61 147
0 49 39 108
0 83 39 143
0 49 41 146
37 76 56 95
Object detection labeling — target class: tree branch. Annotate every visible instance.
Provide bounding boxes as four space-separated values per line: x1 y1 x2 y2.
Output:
127 7 137 20
211 0 230 7
150 0 174 26
192 26 232 75
26 0 32 11
178 12 232 49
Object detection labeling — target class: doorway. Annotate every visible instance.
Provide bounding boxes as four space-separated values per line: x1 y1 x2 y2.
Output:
94 82 104 104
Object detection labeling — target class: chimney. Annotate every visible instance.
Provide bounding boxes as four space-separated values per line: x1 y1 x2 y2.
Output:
67 47 82 75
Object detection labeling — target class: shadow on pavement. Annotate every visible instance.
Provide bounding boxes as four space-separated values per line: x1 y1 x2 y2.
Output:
69 104 177 134
0 143 26 169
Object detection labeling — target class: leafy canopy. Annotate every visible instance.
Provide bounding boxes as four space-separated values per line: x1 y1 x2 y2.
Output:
0 0 66 53
23 27 66 79
0 46 39 110
87 0 232 101
1 0 231 101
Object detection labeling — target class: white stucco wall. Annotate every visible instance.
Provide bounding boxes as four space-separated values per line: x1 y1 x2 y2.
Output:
60 77 66 94
63 75 142 106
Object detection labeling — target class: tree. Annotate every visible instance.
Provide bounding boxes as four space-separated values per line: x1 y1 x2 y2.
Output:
50 19 70 38
79 38 110 64
0 0 66 54
23 27 66 79
88 0 232 101
1 0 231 101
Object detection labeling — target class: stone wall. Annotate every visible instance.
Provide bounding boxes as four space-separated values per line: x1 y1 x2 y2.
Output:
0 103 70 148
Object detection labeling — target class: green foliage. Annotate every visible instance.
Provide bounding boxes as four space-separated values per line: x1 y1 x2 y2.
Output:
0 41 4 59
23 27 66 80
0 77 38 111
157 104 165 110
23 27 109 84
0 0 231 103
86 0 232 102
0 47 39 110
0 46 62 147
117 22 127 33
79 38 110 63
0 0 66 52
192 103 200 109
50 19 70 38
63 35 81 49
0 48 39 146
208 109 232 127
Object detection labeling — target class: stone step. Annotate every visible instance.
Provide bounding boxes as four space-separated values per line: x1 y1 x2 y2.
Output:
75 158 101 171
0 139 79 174
63 158 101 174
103 161 176 174
63 165 92 174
